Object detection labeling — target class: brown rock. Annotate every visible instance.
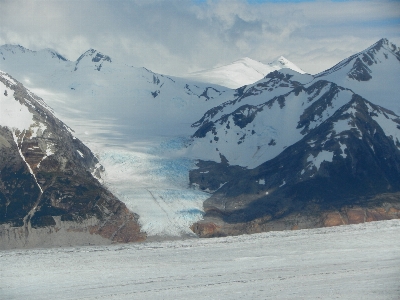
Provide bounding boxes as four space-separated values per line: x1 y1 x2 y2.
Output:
346 208 365 224
191 222 220 237
323 211 345 227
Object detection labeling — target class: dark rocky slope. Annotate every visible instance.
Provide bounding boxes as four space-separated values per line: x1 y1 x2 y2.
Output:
0 72 145 249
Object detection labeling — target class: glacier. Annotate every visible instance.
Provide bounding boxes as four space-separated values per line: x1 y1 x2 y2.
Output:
1 219 399 299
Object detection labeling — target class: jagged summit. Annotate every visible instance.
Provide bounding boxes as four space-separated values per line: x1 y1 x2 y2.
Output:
314 38 400 113
186 56 305 89
369 38 397 52
74 49 112 71
316 38 400 79
267 56 306 74
76 49 112 63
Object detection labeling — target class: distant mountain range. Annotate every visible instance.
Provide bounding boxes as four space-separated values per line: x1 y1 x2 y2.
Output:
0 38 399 247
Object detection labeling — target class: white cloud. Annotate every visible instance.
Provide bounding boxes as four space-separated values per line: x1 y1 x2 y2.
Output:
0 0 399 75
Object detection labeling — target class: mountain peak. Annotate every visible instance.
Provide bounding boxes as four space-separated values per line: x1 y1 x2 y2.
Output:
186 56 305 89
368 37 399 54
267 56 306 74
76 49 112 63
270 55 290 64
74 49 112 71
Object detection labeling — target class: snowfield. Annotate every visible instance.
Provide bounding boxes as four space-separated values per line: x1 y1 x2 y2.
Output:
1 219 399 299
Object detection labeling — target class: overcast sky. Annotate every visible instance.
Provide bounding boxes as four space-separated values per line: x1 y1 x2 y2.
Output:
1 0 399 76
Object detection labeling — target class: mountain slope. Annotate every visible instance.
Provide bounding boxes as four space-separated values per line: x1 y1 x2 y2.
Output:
0 71 145 249
186 56 305 89
188 77 345 168
191 94 400 236
188 39 400 236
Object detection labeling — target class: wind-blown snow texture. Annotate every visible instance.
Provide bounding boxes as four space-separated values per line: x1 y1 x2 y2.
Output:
1 219 399 299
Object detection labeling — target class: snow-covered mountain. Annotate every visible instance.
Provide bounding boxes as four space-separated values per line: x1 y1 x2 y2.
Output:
188 72 332 168
191 92 400 236
188 39 400 236
185 56 305 89
1 38 400 243
0 71 145 249
189 38 400 169
0 44 236 238
0 45 233 137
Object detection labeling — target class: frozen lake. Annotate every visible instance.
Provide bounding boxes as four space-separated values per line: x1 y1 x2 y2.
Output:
1 220 400 299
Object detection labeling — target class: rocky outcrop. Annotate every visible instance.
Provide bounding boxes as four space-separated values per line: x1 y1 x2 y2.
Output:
0 72 145 249
192 200 400 238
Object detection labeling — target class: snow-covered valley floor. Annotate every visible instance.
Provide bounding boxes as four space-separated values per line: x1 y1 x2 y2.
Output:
1 220 399 299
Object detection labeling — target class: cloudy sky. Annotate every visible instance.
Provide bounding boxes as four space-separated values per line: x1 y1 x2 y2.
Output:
1 0 399 76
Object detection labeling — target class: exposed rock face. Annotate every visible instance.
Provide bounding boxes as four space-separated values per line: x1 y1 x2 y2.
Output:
192 202 400 238
0 72 145 249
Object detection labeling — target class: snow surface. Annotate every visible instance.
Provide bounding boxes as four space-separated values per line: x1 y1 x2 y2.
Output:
1 219 399 299
0 79 33 131
307 150 334 171
186 56 305 89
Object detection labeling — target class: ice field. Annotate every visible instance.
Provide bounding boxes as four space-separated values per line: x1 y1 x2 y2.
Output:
1 219 399 299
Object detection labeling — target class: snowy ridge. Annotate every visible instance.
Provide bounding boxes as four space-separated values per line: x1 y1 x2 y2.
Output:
186 56 305 89
266 55 306 74
313 38 400 114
